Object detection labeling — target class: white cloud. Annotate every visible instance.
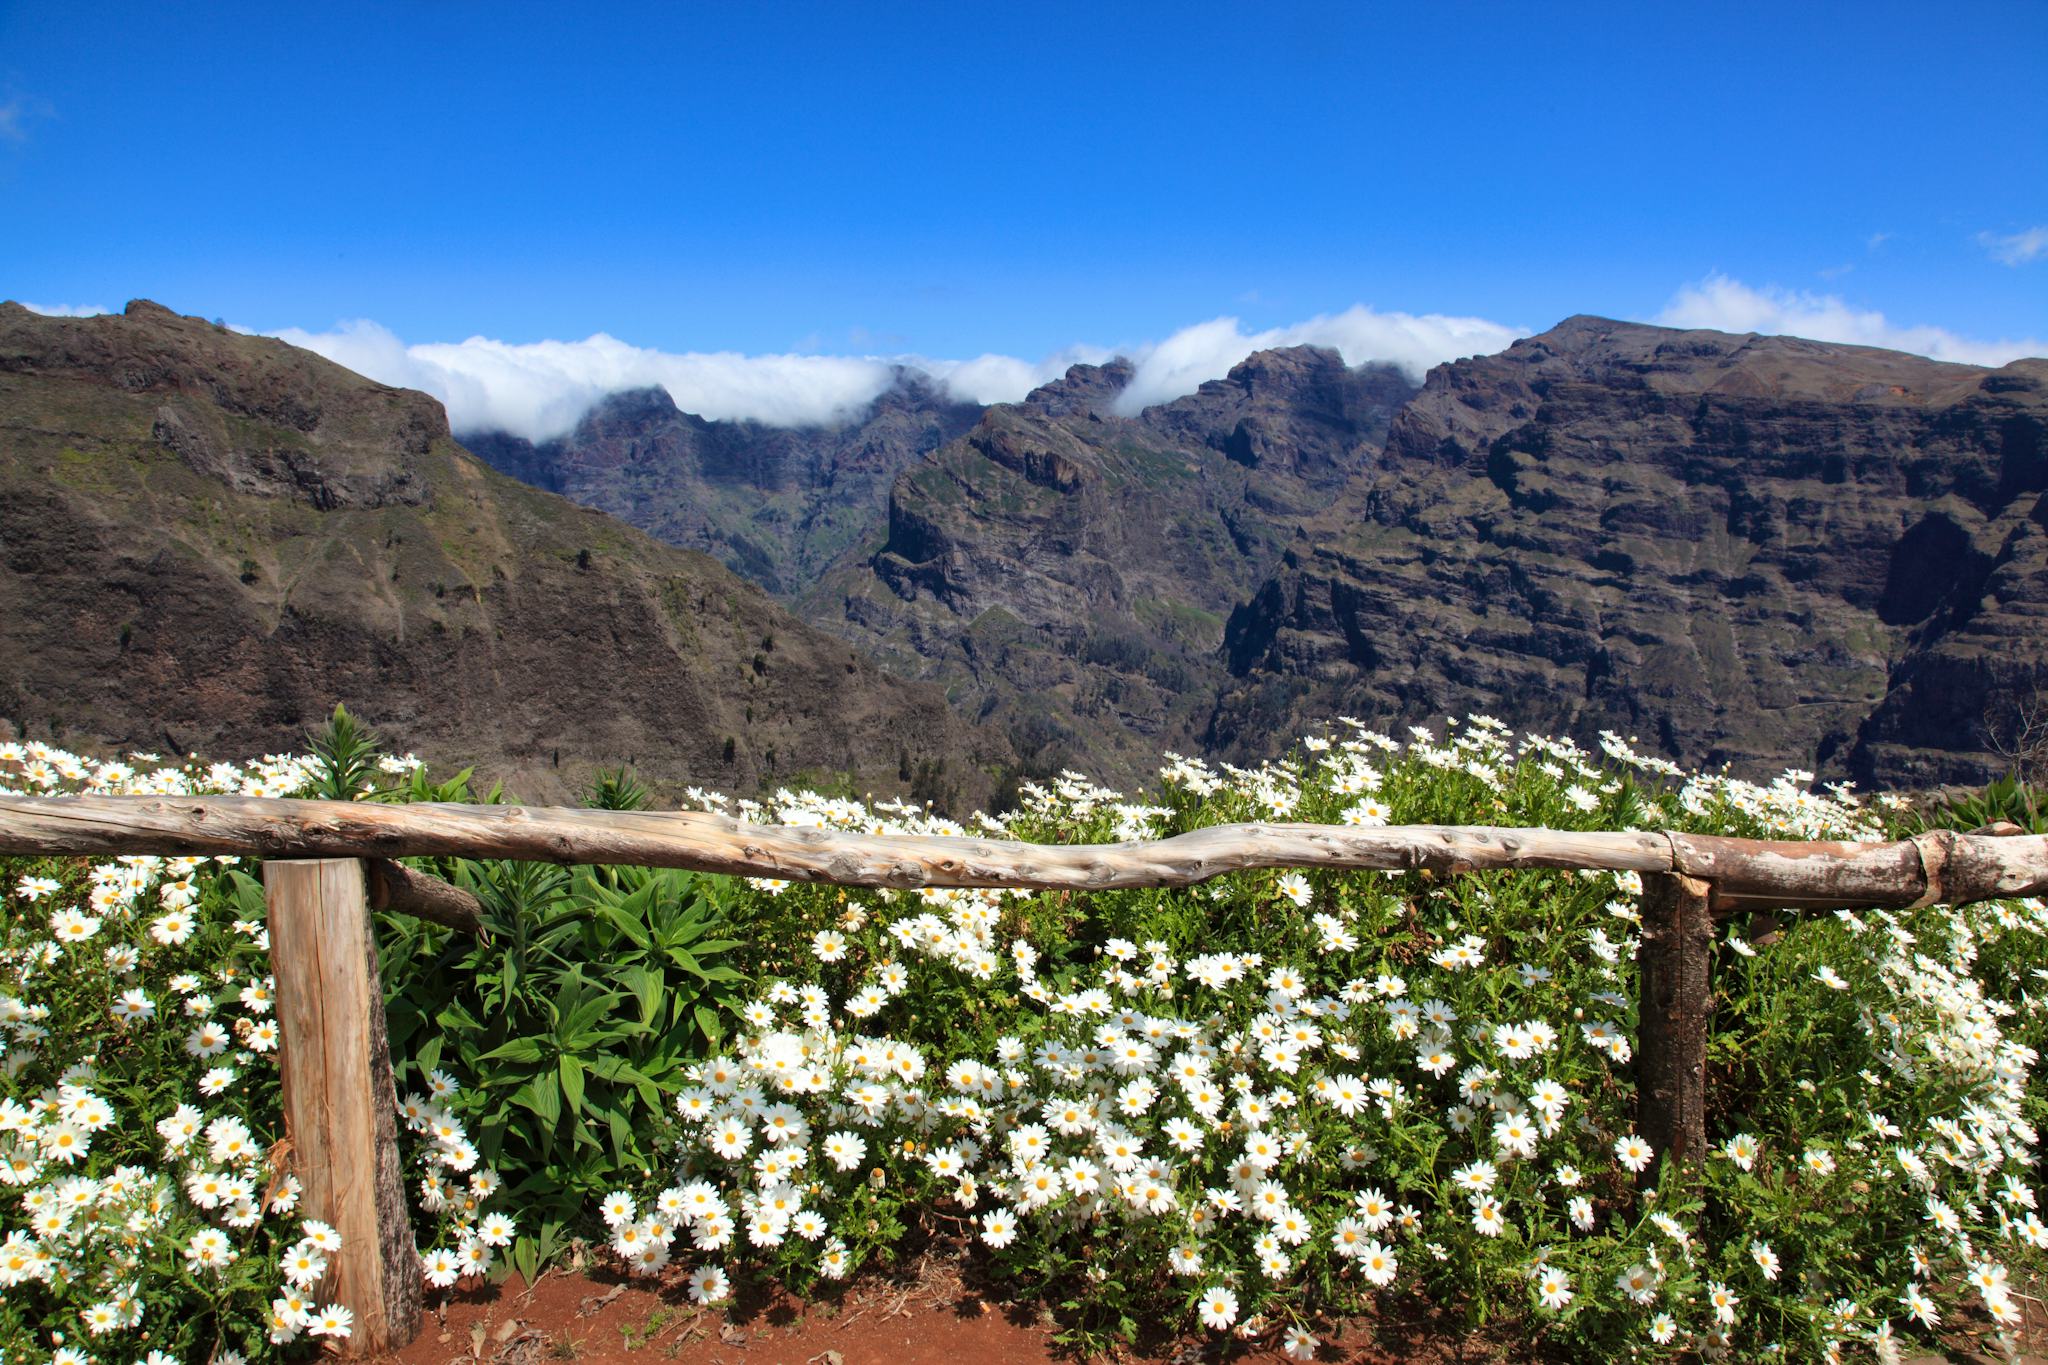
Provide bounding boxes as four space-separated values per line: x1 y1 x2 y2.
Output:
1655 274 2046 368
267 280 2037 443
271 306 1520 440
1979 226 2048 267
274 321 915 441
916 346 1115 405
1109 306 1522 415
18 301 111 317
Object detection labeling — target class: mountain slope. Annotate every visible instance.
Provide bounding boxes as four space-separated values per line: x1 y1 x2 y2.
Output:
802 348 1419 781
1212 317 2048 785
0 301 1008 805
380 313 2044 791
461 374 984 596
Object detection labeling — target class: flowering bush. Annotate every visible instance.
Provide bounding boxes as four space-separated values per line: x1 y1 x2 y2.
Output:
0 744 505 1362
601 720 2047 1362
0 715 2043 1364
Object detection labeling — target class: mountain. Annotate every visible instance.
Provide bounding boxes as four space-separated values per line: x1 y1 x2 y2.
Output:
461 374 984 597
1211 318 2048 786
453 346 1418 782
283 307 2045 793
802 347 1420 780
0 301 1008 806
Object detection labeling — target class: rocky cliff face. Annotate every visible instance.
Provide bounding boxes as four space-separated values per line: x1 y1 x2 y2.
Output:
804 347 1418 780
0 301 1007 806
1212 318 2048 786
230 301 2044 794
460 374 984 597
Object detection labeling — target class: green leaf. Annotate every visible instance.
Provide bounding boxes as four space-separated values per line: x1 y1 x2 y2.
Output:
439 1000 483 1035
512 1073 562 1126
477 1036 548 1065
558 990 623 1047
558 1055 586 1114
598 905 652 951
532 905 595 936
615 964 663 1028
694 1003 724 1043
508 1169 565 1199
478 1115 510 1165
225 869 269 920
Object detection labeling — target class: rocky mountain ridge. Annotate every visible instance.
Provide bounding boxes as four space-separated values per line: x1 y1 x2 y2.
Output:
453 316 2045 789
1213 318 2048 785
807 347 1420 777
461 371 983 596
0 300 1008 805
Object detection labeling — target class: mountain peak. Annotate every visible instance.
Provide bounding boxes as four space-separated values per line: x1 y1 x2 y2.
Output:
1210 344 1353 396
1 299 450 508
582 385 684 428
1486 314 1996 406
1023 358 1135 418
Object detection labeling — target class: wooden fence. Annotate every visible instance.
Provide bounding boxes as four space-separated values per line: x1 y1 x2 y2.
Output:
1 793 2043 1355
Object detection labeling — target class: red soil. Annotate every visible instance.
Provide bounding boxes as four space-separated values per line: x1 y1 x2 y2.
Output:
369 1257 1525 1365
368 1259 2048 1365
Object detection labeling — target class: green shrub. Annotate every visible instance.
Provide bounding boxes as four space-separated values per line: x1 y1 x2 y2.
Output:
1916 774 2046 835
0 720 2043 1363
379 860 747 1281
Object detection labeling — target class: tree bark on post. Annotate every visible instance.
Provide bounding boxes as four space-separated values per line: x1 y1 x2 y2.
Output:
265 859 422 1354
1636 871 1714 1192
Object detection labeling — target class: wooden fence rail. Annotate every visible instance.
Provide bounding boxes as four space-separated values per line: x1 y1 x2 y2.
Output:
1 794 2042 1356
3 794 2044 903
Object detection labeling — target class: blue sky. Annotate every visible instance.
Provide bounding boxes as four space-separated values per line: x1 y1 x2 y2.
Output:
2 1 2043 432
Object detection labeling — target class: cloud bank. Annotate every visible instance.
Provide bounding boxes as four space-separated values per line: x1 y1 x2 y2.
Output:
1107 306 1521 415
265 279 2039 441
916 346 1117 406
19 301 111 317
274 306 1522 441
1655 275 2047 369
270 321 929 440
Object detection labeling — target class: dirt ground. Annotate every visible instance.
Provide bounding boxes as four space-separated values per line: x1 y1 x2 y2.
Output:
370 1254 1526 1365
369 1254 2048 1365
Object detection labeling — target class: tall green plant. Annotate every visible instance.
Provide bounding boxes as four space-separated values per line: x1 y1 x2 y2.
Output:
587 767 650 811
305 702 382 801
286 706 752 1278
378 859 749 1281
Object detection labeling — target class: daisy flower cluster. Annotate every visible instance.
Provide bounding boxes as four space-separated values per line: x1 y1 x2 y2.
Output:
0 743 386 1361
594 718 2045 1362
2 718 2043 1365
397 1073 517 1291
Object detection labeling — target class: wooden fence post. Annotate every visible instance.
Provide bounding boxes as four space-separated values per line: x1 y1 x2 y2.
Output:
1636 871 1714 1192
265 859 422 1354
